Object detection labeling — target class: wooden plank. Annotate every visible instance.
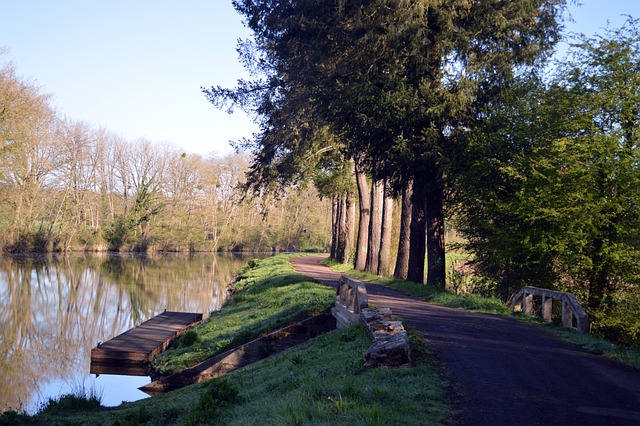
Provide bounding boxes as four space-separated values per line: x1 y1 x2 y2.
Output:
90 311 202 376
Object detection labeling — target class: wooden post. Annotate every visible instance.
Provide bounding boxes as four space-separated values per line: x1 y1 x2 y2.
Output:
562 300 573 328
543 295 553 321
524 293 534 316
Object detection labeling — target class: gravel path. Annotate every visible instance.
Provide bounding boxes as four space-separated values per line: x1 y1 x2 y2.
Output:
291 255 640 425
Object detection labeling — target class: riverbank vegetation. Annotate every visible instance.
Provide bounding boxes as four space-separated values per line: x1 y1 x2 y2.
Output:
3 330 449 426
0 63 331 253
1 255 450 425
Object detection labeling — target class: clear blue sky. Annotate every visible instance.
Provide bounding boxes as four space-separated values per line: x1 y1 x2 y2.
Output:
1 1 639 156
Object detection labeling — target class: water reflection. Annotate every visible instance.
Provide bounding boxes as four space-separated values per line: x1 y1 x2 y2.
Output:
0 252 258 414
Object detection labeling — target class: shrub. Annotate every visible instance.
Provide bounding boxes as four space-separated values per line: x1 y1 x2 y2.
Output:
38 392 102 415
188 379 241 424
591 289 640 348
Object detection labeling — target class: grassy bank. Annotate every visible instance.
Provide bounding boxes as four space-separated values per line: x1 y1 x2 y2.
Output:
4 328 450 426
2 255 451 425
153 255 335 375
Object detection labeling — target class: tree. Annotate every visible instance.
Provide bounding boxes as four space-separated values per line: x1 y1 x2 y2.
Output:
551 20 640 309
353 154 371 270
0 62 58 249
222 0 568 287
454 19 640 310
394 179 413 279
452 74 563 297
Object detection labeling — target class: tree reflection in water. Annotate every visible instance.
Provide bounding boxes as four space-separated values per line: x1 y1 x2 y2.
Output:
0 252 256 414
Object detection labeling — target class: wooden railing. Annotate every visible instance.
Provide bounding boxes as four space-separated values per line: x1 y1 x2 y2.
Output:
511 286 589 333
331 275 368 328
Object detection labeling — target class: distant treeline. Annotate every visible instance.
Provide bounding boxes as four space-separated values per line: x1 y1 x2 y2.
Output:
0 62 331 253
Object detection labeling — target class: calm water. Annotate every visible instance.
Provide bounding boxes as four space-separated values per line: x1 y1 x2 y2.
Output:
0 252 264 414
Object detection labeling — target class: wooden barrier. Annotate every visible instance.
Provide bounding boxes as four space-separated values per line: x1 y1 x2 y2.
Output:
511 286 589 333
331 275 368 328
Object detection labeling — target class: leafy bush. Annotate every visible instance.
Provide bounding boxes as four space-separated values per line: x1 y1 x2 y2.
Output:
0 411 32 426
591 289 640 348
188 379 241 424
173 329 201 348
38 392 102 415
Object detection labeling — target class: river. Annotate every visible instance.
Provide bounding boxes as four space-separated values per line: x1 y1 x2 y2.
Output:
0 252 266 414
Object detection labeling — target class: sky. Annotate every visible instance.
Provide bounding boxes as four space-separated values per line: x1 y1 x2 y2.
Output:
1 1 640 157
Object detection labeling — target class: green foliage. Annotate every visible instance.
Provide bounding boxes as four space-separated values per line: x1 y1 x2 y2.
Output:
454 19 640 310
174 329 201 349
453 74 563 297
127 175 164 233
0 410 32 426
103 216 127 251
37 389 102 415
591 289 640 348
187 379 241 424
120 405 153 425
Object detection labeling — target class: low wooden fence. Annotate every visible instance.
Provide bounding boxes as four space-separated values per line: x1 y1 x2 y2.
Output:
511 286 589 333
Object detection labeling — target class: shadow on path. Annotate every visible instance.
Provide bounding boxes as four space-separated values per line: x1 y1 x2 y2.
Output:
291 255 640 426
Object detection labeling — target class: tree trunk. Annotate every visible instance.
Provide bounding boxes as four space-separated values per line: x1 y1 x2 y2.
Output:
425 189 446 287
336 194 348 262
587 238 608 310
344 190 356 265
394 179 413 279
330 195 339 259
407 192 426 283
425 169 446 287
378 179 394 276
366 178 384 274
354 157 370 270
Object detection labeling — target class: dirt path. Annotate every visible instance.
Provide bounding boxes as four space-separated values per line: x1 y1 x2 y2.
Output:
291 255 640 425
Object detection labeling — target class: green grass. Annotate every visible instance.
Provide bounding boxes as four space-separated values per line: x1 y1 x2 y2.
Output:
525 318 640 370
152 254 336 375
16 328 450 426
9 253 637 425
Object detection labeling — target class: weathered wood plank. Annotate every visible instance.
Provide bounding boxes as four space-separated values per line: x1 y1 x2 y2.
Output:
90 311 202 376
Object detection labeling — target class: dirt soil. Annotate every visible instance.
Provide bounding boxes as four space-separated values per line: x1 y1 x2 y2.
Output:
291 255 640 426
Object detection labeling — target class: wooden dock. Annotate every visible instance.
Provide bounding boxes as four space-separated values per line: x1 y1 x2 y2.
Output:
90 311 203 376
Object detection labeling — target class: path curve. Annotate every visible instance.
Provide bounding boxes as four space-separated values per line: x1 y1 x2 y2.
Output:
291 255 640 425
